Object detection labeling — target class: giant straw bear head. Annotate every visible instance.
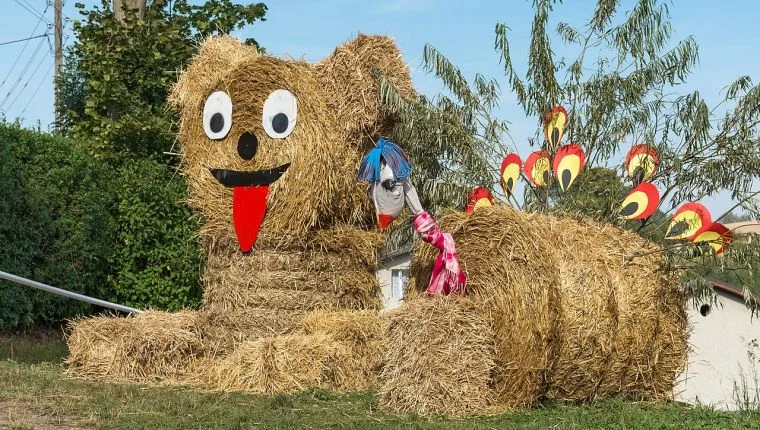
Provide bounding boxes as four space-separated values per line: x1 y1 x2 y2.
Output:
169 35 414 251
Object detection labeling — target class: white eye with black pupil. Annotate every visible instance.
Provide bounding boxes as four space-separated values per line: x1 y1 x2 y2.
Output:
203 91 232 140
262 89 297 139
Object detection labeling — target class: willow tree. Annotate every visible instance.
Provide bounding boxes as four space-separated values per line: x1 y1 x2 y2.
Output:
377 47 509 249
381 0 760 308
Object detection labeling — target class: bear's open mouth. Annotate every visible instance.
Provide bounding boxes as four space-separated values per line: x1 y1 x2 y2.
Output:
208 163 291 253
209 163 291 187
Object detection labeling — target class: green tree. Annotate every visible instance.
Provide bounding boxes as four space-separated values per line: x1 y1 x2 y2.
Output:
550 167 626 220
61 0 267 161
382 0 760 308
106 159 204 310
377 47 509 249
54 0 267 311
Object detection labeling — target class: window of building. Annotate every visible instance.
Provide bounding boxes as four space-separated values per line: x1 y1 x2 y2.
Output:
391 269 408 300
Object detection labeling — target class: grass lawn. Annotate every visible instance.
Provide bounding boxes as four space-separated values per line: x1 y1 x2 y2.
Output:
0 333 758 429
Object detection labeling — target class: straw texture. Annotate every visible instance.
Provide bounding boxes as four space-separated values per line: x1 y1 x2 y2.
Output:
67 33 413 394
386 206 687 415
379 297 498 416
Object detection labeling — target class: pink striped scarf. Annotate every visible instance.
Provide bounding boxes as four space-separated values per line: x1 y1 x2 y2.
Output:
413 211 467 295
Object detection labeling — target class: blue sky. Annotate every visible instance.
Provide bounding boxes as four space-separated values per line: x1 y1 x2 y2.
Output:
0 0 758 214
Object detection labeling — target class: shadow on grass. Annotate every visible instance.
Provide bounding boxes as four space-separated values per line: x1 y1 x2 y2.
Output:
0 327 68 364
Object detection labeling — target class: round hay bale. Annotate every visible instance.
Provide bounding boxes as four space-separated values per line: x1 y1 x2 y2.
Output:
541 216 622 401
379 297 498 416
648 279 688 399
409 206 562 409
542 215 687 401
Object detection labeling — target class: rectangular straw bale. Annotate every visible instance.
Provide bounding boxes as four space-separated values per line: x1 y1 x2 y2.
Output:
66 311 210 382
379 297 498 416
203 333 349 393
203 226 383 270
204 308 306 345
205 238 380 274
205 287 346 312
299 309 387 390
203 268 382 312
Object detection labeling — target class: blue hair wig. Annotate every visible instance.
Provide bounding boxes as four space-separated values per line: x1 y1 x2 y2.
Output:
357 138 412 182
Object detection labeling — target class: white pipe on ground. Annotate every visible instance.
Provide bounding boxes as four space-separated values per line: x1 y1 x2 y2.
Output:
0 270 142 314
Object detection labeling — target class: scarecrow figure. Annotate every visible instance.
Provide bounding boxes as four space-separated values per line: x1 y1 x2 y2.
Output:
358 138 467 295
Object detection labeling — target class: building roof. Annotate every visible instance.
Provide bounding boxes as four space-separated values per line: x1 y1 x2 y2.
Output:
724 221 760 235
378 245 412 262
708 279 760 306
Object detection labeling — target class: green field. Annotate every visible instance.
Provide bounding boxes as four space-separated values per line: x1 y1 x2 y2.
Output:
0 332 758 429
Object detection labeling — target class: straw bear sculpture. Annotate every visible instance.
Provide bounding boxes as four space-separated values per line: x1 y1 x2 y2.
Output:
66 35 688 416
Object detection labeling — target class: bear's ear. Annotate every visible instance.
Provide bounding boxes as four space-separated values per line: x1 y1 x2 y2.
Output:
169 35 257 114
315 34 415 144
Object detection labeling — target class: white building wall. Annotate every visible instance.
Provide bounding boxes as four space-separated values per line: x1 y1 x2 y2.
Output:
675 291 760 410
376 253 410 310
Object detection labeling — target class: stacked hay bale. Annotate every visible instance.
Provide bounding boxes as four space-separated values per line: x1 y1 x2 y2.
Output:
383 206 687 415
66 311 215 383
202 228 384 335
198 309 387 394
380 297 498 416
66 33 415 391
298 309 386 391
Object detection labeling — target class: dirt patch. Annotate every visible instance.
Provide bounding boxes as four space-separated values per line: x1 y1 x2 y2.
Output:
0 398 88 430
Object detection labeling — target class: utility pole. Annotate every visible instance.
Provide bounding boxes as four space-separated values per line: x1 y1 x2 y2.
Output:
54 0 62 130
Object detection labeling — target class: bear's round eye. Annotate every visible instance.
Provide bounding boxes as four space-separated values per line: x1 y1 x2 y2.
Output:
262 89 297 139
203 91 232 140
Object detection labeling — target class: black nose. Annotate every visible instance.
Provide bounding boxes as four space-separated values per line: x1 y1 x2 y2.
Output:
237 132 258 160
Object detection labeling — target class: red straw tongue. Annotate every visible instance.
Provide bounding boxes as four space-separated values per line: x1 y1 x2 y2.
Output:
232 186 269 252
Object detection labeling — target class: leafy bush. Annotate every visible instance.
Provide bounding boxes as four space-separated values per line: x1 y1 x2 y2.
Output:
0 123 204 328
0 123 111 328
105 158 203 310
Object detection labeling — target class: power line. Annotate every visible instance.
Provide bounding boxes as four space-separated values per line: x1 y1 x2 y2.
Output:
19 63 53 117
19 0 46 17
0 6 47 92
12 0 51 25
6 49 51 113
0 35 47 110
0 33 48 47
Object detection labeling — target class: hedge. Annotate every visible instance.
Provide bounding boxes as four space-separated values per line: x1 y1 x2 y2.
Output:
0 123 203 329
